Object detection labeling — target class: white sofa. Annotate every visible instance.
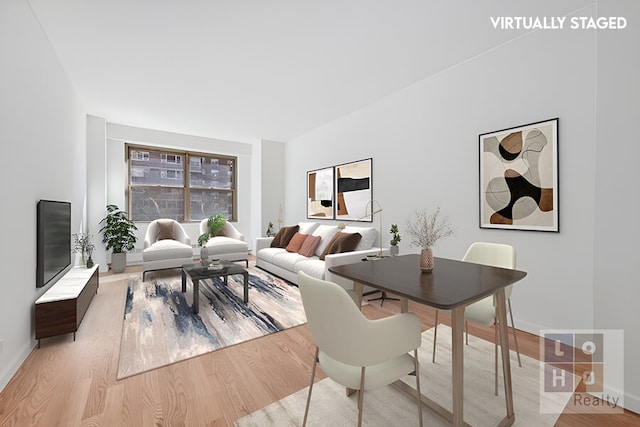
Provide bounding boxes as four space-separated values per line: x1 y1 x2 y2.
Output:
255 222 383 289
199 219 249 267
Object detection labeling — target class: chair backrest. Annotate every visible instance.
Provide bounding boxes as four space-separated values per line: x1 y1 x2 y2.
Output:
297 272 370 366
463 242 516 297
199 219 244 241
144 219 191 247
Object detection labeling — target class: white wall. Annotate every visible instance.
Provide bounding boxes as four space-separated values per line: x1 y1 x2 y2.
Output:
102 123 255 263
260 140 286 235
288 5 597 331
594 0 640 413
0 0 86 391
287 2 640 412
86 115 108 272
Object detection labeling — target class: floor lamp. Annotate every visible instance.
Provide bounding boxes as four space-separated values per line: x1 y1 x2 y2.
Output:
339 199 399 305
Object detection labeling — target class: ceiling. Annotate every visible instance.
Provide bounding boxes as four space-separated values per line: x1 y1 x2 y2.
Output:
27 0 590 143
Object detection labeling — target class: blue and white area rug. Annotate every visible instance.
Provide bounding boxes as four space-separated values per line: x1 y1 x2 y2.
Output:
117 265 306 379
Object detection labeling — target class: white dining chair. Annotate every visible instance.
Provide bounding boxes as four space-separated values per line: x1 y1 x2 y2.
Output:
297 271 424 427
431 242 522 396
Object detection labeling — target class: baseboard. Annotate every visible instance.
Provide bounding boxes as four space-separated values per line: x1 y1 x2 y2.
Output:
0 340 37 393
623 392 640 414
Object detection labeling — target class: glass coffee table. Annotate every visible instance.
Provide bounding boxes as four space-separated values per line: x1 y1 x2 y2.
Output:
181 262 249 314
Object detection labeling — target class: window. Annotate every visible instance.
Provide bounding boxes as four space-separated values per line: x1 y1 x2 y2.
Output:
127 145 236 222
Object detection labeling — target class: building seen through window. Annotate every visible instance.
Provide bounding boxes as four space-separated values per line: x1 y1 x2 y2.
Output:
128 146 236 222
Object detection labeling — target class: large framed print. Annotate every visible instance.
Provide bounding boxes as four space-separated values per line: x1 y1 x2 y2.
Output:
307 167 334 219
335 158 373 221
479 118 559 232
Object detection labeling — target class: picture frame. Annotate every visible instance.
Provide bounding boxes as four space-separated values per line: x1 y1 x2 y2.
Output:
306 167 335 219
335 158 373 222
479 118 559 232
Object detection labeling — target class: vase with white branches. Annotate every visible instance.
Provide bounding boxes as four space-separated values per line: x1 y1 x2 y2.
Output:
406 206 455 272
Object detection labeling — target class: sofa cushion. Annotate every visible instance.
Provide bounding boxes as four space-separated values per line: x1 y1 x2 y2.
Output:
272 251 310 272
297 221 320 235
311 225 339 256
341 226 377 251
298 234 321 257
319 232 362 260
257 247 286 264
293 259 325 279
271 225 299 248
286 232 308 253
143 239 192 262
204 236 248 255
156 219 176 241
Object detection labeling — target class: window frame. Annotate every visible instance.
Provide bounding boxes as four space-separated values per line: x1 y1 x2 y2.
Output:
126 144 237 223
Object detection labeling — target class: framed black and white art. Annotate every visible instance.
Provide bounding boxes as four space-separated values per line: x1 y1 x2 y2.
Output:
306 167 335 219
479 118 559 232
335 158 373 222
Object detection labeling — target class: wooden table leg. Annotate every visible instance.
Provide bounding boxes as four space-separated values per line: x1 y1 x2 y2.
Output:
495 289 515 426
352 281 363 306
451 306 465 427
181 269 187 292
400 298 409 313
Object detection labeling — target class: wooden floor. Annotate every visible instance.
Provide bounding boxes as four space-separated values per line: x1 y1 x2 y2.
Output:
0 264 638 426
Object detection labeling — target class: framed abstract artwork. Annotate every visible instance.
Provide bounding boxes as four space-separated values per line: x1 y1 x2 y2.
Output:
307 167 335 219
335 158 373 221
479 118 559 232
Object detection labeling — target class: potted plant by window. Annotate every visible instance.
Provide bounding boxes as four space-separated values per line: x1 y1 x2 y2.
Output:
389 224 401 256
197 213 227 247
99 204 137 273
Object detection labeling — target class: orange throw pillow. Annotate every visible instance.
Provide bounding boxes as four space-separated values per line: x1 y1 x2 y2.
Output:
298 235 321 257
286 232 309 253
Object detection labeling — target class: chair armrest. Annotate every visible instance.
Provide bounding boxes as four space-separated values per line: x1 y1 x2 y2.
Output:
173 223 192 246
336 312 421 367
143 222 158 249
255 237 274 253
222 222 244 241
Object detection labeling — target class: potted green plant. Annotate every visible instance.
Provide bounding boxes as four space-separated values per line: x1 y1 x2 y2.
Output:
72 232 94 267
389 224 401 256
198 213 227 247
99 204 137 273
265 221 275 237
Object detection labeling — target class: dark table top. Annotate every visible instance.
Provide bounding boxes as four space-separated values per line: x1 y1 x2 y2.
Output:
182 262 246 280
329 254 527 310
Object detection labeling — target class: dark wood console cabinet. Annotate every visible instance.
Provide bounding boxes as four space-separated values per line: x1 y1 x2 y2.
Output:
35 265 99 347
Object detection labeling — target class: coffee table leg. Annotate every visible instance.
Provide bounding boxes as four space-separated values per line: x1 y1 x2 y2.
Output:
181 269 187 292
193 279 199 314
243 271 249 303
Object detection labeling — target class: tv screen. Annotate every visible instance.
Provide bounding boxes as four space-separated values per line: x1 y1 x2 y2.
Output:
37 200 71 288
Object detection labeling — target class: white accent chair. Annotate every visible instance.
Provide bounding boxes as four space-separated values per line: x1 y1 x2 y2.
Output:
432 242 522 395
199 219 249 267
142 219 194 280
297 271 424 427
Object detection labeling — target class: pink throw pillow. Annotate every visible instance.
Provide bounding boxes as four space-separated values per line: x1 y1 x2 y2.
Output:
298 235 321 257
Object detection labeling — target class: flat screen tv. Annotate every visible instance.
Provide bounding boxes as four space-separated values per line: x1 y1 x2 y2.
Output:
36 200 71 288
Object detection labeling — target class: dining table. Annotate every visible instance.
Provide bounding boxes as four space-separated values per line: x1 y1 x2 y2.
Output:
329 253 528 427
